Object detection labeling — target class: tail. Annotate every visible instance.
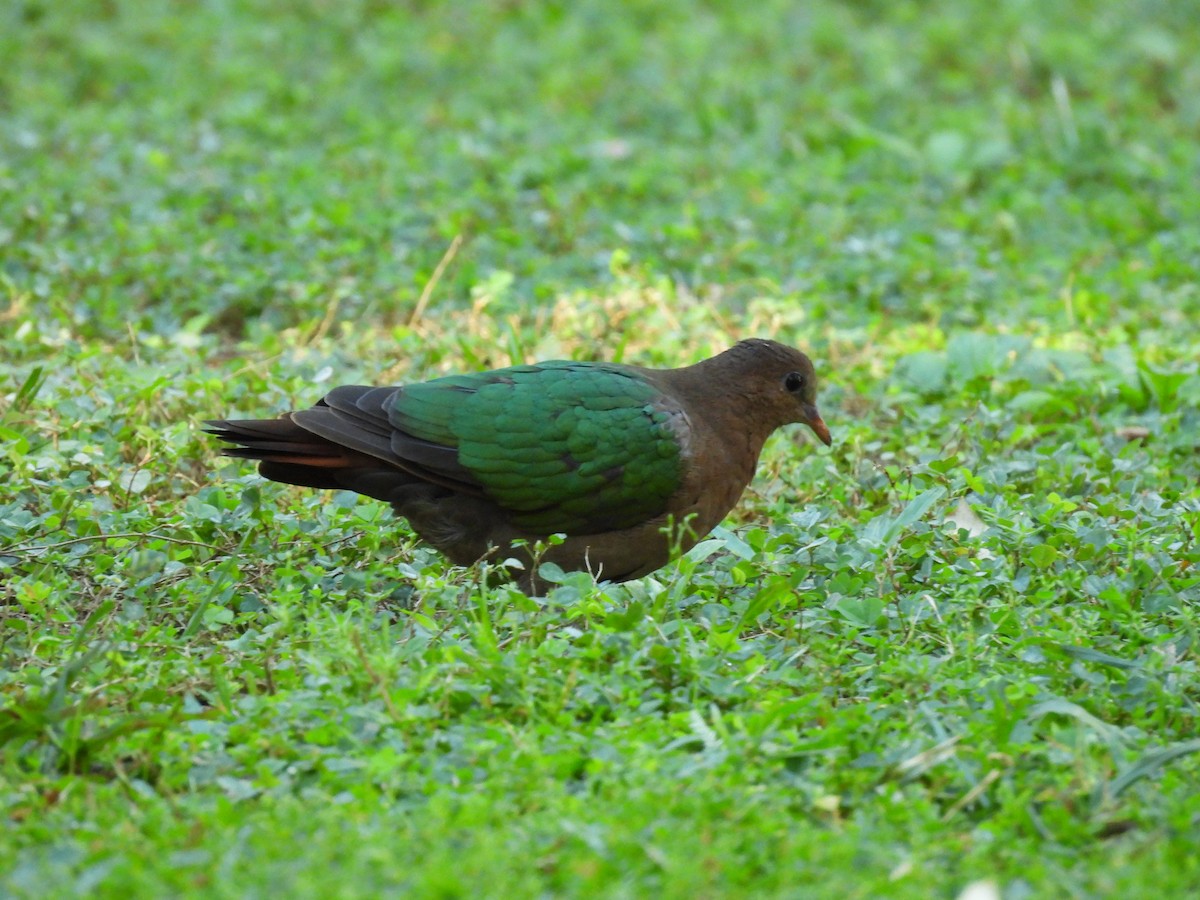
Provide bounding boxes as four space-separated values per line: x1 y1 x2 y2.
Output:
204 416 367 490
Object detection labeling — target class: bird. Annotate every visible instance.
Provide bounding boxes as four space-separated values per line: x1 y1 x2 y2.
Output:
205 338 831 591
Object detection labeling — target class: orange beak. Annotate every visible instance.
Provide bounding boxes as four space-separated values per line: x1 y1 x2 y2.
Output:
804 405 832 446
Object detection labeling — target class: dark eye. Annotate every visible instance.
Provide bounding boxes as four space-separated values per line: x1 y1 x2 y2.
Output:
784 371 805 393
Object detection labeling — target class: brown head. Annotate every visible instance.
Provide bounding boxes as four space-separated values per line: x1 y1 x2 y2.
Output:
690 339 832 446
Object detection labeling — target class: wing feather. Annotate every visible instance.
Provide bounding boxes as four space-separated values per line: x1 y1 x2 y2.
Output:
386 361 686 533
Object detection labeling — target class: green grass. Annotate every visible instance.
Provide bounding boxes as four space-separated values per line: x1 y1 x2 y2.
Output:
3 0 1200 896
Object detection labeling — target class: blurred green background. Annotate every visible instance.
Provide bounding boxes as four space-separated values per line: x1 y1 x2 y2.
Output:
5 0 1196 339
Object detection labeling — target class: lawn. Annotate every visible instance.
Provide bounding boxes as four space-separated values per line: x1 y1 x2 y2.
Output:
2 0 1200 896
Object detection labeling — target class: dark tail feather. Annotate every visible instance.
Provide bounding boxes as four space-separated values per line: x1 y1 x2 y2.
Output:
209 414 438 505
257 460 346 490
204 416 369 489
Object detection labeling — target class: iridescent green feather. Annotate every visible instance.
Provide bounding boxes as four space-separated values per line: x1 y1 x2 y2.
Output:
388 362 683 533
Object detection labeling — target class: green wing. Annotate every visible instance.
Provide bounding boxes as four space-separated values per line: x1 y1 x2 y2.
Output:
388 361 684 534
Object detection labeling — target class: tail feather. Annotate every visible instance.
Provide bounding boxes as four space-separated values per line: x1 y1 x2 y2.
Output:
258 460 346 491
206 416 431 501
204 417 358 471
204 412 470 504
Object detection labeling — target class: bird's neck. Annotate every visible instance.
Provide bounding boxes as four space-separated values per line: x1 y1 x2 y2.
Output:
661 357 782 451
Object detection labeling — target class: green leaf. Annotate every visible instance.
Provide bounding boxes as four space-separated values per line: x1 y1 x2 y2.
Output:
1137 361 1190 412
1029 544 1059 569
1103 739 1200 800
